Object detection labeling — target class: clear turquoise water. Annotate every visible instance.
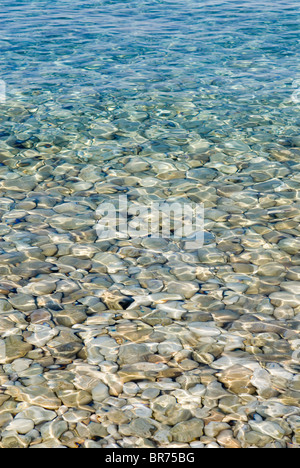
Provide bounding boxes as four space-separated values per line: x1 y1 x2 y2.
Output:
1 1 299 126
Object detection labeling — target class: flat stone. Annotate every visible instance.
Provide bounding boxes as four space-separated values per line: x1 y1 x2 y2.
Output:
57 389 92 407
54 308 87 327
204 421 231 438
49 215 95 230
8 294 36 312
249 421 286 440
278 237 300 255
217 365 256 395
26 280 57 295
187 168 218 181
2 176 37 192
269 292 300 308
123 418 156 438
88 422 108 438
25 324 59 347
188 322 221 337
219 396 241 414
170 418 204 442
198 248 227 264
2 336 33 363
91 382 110 402
15 406 57 424
280 281 300 295
40 419 68 440
216 430 241 448
6 418 34 434
166 281 199 299
1 433 31 448
8 385 62 410
118 343 151 365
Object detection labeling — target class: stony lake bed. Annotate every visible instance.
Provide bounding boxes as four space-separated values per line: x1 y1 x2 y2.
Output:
0 0 300 449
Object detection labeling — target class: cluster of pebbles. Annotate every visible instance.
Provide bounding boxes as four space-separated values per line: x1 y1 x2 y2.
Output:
0 94 300 449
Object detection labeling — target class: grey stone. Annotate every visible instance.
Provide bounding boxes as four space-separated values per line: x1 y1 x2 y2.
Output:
170 418 204 442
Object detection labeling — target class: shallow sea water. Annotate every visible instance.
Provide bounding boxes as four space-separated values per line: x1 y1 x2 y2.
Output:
0 0 300 448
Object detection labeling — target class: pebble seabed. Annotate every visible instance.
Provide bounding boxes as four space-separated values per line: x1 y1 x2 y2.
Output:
1 102 300 449
0 1 300 450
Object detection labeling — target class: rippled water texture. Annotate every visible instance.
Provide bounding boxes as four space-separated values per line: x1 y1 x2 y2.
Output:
0 0 300 449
